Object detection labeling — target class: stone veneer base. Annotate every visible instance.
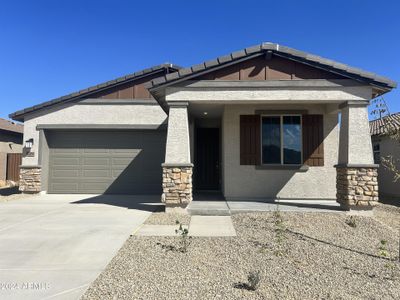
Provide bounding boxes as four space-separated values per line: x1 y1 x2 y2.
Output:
19 166 41 193
336 166 378 210
162 165 193 212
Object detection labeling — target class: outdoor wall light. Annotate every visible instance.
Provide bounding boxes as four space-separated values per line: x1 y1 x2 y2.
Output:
203 112 208 115
25 138 34 149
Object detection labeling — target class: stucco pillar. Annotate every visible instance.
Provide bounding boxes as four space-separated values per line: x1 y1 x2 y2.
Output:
162 102 193 213
336 101 379 210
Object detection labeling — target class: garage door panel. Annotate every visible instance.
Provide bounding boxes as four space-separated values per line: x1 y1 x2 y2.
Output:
83 148 110 154
51 148 81 154
51 169 81 178
51 157 81 166
83 169 111 178
83 157 110 166
48 130 165 194
50 182 80 193
112 157 135 165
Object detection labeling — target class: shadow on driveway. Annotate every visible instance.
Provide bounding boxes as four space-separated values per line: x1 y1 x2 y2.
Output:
71 194 163 212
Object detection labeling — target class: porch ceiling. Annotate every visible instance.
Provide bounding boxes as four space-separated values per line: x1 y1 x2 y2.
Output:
188 103 224 119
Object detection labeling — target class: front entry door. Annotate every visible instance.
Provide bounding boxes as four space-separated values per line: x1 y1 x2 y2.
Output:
194 128 220 190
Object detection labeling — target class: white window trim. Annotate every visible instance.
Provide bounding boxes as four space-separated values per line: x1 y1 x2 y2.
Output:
372 142 381 164
261 114 303 166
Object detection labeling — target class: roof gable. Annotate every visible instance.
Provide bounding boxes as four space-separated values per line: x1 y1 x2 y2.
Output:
147 43 396 94
197 55 345 81
10 63 181 121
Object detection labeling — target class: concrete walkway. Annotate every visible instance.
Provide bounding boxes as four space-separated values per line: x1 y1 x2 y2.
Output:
0 194 159 300
188 200 342 215
135 200 341 237
189 216 236 236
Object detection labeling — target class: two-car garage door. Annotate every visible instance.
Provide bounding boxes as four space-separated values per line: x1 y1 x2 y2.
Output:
47 130 166 194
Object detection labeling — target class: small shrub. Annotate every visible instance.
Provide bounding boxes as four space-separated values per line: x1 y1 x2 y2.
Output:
377 240 400 279
273 206 287 256
379 240 389 258
175 220 191 253
233 271 261 291
247 271 261 291
345 216 357 228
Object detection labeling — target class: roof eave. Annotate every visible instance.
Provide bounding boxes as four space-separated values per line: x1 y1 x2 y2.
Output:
148 43 397 96
10 64 181 122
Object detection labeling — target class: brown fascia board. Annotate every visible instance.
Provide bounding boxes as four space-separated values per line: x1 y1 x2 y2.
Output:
147 42 397 94
9 64 181 122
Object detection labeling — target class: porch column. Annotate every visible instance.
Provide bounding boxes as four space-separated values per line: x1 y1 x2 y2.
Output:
336 100 379 210
162 102 193 213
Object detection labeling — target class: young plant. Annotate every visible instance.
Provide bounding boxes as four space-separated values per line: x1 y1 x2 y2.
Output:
345 216 357 228
247 271 261 291
272 205 287 257
233 270 261 291
377 240 399 279
379 240 389 258
175 220 191 253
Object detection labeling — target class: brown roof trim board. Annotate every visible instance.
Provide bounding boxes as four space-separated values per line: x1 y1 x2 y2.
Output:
9 63 181 121
370 112 400 136
147 42 397 94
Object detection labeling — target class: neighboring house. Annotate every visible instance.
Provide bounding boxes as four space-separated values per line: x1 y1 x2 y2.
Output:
370 113 400 200
0 118 23 182
9 43 396 212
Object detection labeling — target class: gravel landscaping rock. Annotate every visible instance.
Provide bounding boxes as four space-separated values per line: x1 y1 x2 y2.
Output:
144 212 191 225
374 203 400 232
82 206 399 300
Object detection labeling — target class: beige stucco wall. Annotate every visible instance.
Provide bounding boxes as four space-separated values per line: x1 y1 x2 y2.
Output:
166 85 372 102
164 105 191 164
22 100 167 166
222 104 339 200
338 104 374 165
373 135 400 199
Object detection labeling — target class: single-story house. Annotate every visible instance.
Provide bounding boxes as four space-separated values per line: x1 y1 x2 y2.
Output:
0 118 23 183
370 112 400 200
9 42 397 212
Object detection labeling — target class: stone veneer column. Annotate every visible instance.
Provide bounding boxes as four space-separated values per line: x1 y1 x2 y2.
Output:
162 165 193 210
162 102 193 213
19 166 41 193
336 167 378 210
336 101 379 210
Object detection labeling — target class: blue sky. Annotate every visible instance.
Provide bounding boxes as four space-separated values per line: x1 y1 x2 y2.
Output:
1 0 399 120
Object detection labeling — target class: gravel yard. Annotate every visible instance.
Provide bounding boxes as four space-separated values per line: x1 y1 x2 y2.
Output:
82 204 399 300
144 211 191 225
374 203 400 233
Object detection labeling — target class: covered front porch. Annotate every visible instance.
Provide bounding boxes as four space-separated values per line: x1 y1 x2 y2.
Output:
160 96 377 213
145 43 393 213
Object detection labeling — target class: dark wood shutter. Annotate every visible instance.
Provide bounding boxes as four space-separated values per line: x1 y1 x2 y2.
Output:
302 114 324 166
240 115 261 165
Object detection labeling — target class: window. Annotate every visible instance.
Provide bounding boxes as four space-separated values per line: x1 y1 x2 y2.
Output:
373 143 380 164
262 115 302 165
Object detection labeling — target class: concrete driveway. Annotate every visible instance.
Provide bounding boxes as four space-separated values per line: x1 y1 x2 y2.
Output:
0 194 160 300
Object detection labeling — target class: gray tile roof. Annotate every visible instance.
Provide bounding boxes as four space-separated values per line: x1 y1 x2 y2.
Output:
370 112 400 136
0 118 23 134
147 42 397 91
9 63 181 121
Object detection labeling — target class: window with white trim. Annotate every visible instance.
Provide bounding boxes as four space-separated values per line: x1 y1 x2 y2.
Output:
261 115 302 165
373 142 380 164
